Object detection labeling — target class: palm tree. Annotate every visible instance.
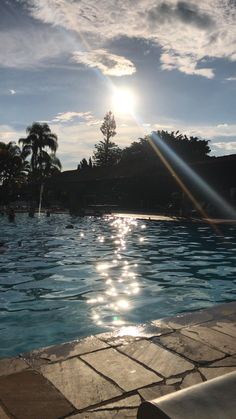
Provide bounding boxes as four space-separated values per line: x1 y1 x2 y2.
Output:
19 122 59 180
19 123 61 211
40 151 62 179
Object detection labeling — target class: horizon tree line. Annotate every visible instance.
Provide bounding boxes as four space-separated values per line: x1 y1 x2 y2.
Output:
77 111 211 170
0 111 212 198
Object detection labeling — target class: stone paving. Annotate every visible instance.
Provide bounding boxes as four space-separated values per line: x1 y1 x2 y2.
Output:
0 301 235 418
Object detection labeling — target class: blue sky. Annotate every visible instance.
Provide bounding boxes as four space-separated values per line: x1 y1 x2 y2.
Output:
1 0 236 169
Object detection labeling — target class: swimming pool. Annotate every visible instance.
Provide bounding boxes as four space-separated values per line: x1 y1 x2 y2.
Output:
0 213 236 357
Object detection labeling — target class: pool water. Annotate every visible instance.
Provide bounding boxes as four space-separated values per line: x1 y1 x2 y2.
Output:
0 213 236 357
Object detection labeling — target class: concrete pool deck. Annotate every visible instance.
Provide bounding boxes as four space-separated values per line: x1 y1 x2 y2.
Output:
0 302 235 418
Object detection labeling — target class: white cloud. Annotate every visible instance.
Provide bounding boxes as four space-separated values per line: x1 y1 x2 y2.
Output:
151 121 236 141
72 49 136 76
9 89 16 95
217 123 228 128
0 25 75 68
52 111 101 125
0 125 23 141
212 142 236 151
22 0 236 78
160 52 214 79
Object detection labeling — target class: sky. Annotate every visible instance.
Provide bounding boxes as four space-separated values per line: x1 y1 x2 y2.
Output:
1 0 236 170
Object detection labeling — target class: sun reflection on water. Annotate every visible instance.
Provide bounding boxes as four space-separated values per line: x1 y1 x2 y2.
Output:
118 326 140 337
86 216 143 330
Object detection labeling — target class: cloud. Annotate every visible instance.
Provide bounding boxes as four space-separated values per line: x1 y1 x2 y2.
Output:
72 49 136 76
0 24 75 68
0 0 234 78
168 122 236 140
9 89 16 95
212 141 236 150
160 52 214 79
211 141 236 154
217 123 228 128
21 0 236 78
52 111 101 125
0 124 23 141
148 1 215 30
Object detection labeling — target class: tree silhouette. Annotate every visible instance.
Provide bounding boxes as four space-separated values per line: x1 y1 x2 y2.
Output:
0 141 29 185
78 158 89 170
88 157 93 169
153 131 211 162
19 122 61 181
121 131 211 168
93 111 122 167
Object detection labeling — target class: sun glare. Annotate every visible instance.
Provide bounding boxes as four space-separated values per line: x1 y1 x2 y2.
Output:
112 88 135 114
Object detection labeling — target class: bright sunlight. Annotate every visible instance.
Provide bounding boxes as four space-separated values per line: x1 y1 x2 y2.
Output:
112 88 136 114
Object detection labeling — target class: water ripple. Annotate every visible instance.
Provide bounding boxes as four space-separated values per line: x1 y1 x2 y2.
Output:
0 213 236 356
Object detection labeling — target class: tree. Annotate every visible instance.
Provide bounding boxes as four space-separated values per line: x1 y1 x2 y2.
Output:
121 130 211 167
153 130 211 162
93 111 122 167
88 157 93 169
19 122 61 181
78 158 89 170
0 141 30 204
121 137 154 166
39 152 61 179
0 141 29 185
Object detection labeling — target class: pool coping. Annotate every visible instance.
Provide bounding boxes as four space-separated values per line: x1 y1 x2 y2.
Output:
113 212 236 223
0 301 235 418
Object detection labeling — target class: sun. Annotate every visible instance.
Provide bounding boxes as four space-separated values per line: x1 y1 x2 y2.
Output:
112 88 135 115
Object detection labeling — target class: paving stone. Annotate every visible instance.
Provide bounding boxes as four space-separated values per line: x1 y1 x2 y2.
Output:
210 355 236 367
135 323 173 337
98 323 172 347
93 395 141 410
39 357 122 410
211 321 236 338
165 310 213 330
181 372 203 389
163 302 236 330
199 366 236 380
209 301 236 319
181 325 236 355
97 332 142 347
166 377 182 385
0 405 10 419
0 370 74 419
138 384 175 400
119 339 193 378
227 312 236 322
150 319 172 331
0 357 29 377
158 331 224 363
81 347 161 391
68 409 137 418
23 355 48 370
25 336 108 363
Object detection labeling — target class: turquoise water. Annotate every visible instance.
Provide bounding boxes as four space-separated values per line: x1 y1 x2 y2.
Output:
0 213 236 357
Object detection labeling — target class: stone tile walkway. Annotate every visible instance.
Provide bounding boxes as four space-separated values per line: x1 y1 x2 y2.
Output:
0 301 235 418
